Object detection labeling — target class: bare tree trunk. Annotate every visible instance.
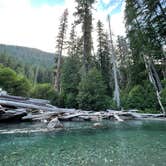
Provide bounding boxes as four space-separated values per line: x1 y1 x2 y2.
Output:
143 55 165 115
108 15 120 109
54 48 63 92
149 58 162 91
33 65 39 87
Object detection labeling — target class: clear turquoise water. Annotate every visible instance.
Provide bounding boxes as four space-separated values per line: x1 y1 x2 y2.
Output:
0 120 166 166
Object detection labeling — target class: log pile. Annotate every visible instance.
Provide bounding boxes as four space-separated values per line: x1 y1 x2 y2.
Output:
0 91 165 128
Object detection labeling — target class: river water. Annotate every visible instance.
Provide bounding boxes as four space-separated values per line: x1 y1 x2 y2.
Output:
0 120 166 166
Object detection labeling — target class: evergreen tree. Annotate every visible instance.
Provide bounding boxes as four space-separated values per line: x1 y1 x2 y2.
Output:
61 56 81 108
96 20 111 94
55 9 68 92
61 25 81 108
74 0 95 73
67 23 77 56
125 0 165 113
77 68 108 111
116 36 132 88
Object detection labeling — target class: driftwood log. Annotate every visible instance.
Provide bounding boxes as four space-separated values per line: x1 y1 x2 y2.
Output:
0 93 165 124
0 109 27 122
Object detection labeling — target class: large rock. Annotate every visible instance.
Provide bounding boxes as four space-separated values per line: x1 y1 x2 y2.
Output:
47 117 63 129
93 122 102 128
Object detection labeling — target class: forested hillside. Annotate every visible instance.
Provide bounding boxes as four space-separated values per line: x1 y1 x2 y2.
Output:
0 44 55 83
0 44 54 68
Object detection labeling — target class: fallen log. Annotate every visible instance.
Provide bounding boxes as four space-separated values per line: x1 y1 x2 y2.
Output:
0 109 27 122
22 112 60 121
0 99 67 113
0 94 50 104
113 114 124 122
0 97 51 107
58 113 84 120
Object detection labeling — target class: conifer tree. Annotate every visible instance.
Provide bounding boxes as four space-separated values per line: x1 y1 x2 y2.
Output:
96 20 111 93
74 0 95 73
54 9 68 92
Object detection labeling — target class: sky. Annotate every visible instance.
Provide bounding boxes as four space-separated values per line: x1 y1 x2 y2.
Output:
0 0 126 53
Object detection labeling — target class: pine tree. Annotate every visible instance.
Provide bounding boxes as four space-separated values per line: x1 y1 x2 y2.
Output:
125 0 165 114
116 36 132 88
96 20 111 94
54 9 68 92
74 0 95 73
67 23 77 57
61 25 82 108
77 67 108 111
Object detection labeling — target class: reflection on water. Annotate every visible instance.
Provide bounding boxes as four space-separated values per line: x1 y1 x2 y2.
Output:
0 120 166 166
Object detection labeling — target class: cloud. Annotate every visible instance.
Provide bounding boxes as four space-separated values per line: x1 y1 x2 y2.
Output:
93 0 125 37
0 0 75 52
102 0 110 5
0 0 125 52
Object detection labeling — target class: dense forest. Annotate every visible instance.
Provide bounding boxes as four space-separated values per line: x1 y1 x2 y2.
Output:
0 0 165 113
0 44 55 83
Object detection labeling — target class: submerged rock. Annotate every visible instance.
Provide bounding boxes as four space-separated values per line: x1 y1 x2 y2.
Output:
93 122 102 128
47 117 63 129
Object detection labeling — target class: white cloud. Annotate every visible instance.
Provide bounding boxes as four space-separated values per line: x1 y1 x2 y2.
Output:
0 0 76 52
0 0 125 52
102 0 110 5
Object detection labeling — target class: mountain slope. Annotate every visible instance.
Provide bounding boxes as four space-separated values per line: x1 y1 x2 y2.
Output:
0 44 55 69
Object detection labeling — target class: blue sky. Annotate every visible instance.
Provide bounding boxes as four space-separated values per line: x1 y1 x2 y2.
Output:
31 0 65 7
31 0 122 15
0 0 125 52
99 0 123 14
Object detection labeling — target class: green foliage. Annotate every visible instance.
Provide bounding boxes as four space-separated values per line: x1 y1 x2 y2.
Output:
161 80 166 89
51 92 65 108
161 88 166 110
0 66 31 96
0 67 17 94
126 85 145 109
0 52 54 84
13 76 31 96
122 82 159 113
74 0 95 71
77 68 108 111
61 56 81 108
65 93 77 108
96 20 111 93
0 44 54 69
31 84 56 101
61 57 80 95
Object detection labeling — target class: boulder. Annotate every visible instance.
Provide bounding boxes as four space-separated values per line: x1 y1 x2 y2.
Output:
47 117 63 129
93 122 102 128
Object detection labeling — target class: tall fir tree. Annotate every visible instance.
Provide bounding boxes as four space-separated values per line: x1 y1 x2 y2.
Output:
61 25 81 108
96 20 111 94
116 35 131 88
54 9 68 92
74 0 95 73
125 0 165 113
